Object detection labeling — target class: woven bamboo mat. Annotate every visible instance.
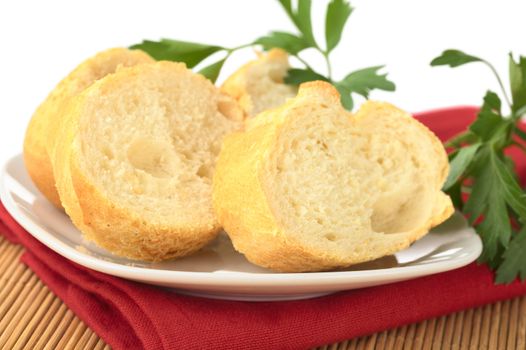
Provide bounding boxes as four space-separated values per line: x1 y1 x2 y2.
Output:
0 236 525 350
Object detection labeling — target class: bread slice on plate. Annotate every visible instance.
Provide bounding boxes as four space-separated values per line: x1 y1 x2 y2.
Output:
52 61 243 261
23 48 153 208
221 48 296 119
213 81 454 272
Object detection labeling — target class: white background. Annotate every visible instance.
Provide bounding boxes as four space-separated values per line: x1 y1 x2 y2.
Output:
1 0 525 164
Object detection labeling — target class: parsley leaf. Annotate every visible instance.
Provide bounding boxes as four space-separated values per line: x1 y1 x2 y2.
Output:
448 182 464 210
469 91 506 141
430 50 483 67
277 0 295 23
509 53 526 113
339 66 395 98
493 153 526 220
432 50 513 109
198 58 226 83
276 0 317 47
130 0 395 109
334 83 354 110
130 39 223 68
271 0 389 103
482 90 502 112
255 32 309 55
515 125 526 142
443 143 480 190
285 68 329 85
295 0 317 48
325 0 353 53
496 228 526 283
433 50 526 282
464 149 512 263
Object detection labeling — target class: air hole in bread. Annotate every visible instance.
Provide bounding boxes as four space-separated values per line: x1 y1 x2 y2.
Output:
127 138 176 178
324 233 336 241
196 164 213 179
411 156 421 168
317 140 329 156
180 150 193 161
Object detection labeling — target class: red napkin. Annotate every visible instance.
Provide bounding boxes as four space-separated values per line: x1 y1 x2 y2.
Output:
2 106 526 350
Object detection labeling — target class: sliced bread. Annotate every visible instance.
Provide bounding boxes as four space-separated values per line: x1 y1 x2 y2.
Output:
213 81 453 272
221 48 296 118
52 61 243 261
23 48 153 208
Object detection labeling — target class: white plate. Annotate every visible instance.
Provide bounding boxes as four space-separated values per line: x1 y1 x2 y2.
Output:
1 154 482 301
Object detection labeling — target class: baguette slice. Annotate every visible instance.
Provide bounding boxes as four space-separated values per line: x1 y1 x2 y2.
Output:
221 48 296 119
213 81 453 272
52 61 243 261
23 48 153 208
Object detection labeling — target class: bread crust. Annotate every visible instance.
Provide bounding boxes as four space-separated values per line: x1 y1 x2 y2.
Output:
69 154 221 260
213 81 454 272
52 61 239 261
24 113 62 207
23 48 153 208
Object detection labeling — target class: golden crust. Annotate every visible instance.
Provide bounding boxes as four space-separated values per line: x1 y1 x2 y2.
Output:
213 81 454 272
23 48 153 209
68 155 221 260
23 113 62 207
214 82 344 272
52 61 237 261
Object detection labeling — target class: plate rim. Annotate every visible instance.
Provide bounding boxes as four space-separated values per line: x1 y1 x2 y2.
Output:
1 153 483 288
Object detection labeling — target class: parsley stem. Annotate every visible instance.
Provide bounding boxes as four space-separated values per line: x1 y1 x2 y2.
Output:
511 141 526 154
293 54 315 72
322 51 333 80
444 131 475 148
227 43 254 53
482 60 512 109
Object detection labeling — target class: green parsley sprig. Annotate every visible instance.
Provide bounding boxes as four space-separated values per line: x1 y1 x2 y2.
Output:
431 50 526 283
130 0 395 110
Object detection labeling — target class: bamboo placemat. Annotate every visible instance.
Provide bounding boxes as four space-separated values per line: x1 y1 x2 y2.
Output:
0 235 525 350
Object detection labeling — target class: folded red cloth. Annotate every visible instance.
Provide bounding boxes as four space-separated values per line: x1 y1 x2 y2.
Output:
2 106 526 350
